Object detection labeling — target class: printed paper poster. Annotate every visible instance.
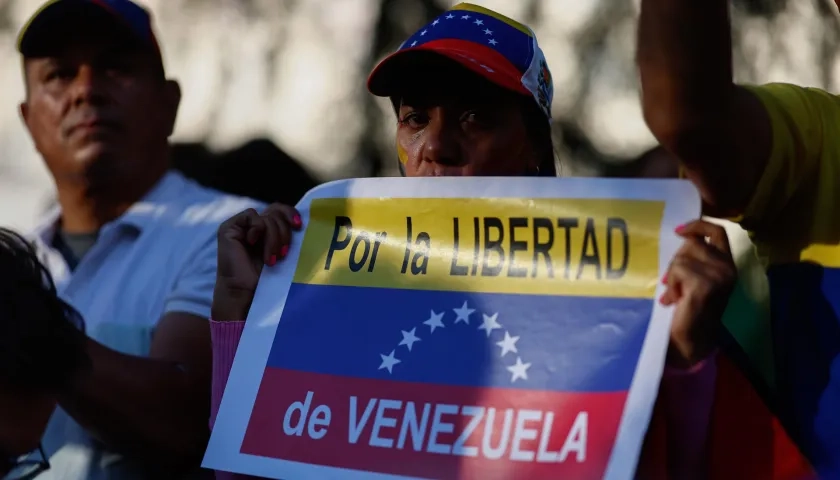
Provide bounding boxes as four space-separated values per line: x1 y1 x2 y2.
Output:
203 177 701 480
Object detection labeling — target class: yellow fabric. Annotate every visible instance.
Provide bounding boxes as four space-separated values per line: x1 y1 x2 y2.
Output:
741 83 840 267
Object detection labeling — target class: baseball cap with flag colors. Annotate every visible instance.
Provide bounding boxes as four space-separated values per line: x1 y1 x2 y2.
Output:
17 0 161 59
367 3 554 122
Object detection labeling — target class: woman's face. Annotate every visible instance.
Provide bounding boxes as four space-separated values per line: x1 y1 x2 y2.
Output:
394 61 540 177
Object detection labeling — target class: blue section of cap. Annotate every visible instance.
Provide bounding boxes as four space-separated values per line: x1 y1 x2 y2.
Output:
400 9 533 75
17 0 156 54
93 0 154 42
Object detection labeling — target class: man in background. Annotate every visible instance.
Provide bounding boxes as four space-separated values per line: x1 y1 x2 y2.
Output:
15 0 261 477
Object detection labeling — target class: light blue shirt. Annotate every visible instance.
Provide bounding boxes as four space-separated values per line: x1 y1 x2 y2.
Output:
22 171 263 480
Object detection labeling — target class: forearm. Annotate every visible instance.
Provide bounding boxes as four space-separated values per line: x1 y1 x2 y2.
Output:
210 320 246 430
637 0 772 215
661 354 718 478
209 321 266 480
60 338 210 471
638 0 734 131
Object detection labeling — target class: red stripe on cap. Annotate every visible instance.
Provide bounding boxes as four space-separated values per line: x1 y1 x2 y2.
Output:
368 38 529 97
88 0 115 13
412 39 529 95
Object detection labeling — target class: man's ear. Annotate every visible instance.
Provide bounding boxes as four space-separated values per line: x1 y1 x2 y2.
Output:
19 102 29 126
162 79 181 137
19 102 36 140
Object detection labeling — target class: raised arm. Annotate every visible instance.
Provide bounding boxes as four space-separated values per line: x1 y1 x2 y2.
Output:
636 0 772 217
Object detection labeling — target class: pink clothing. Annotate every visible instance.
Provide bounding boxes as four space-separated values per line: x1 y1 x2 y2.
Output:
209 320 262 480
209 320 716 479
662 356 718 478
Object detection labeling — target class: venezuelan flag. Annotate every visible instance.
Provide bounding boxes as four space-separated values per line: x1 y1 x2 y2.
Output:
241 197 664 479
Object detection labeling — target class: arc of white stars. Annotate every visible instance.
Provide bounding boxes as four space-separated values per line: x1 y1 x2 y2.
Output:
496 331 519 357
399 328 421 351
453 301 475 324
423 310 445 333
382 303 531 386
507 357 531 382
379 350 401 374
478 312 502 337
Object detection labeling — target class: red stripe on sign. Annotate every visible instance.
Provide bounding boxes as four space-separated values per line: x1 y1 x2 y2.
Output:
241 367 628 479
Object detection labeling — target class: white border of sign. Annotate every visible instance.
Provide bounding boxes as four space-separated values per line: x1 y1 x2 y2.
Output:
203 177 701 480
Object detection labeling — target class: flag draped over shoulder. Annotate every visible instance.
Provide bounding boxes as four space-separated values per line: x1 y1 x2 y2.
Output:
637 353 816 480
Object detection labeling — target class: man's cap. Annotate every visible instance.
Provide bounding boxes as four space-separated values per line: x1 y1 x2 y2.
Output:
367 3 554 122
17 0 161 59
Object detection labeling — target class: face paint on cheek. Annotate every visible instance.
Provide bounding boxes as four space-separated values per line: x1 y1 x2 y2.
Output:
397 141 408 164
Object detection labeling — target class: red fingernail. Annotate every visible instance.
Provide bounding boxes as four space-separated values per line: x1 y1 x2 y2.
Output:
280 245 290 258
659 295 667 305
661 274 668 285
675 224 685 233
268 255 277 266
293 215 302 228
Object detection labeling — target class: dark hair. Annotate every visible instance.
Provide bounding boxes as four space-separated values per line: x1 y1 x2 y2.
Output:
0 228 90 393
518 96 557 177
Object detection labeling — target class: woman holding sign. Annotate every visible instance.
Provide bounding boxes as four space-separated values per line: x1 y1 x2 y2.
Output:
208 3 808 480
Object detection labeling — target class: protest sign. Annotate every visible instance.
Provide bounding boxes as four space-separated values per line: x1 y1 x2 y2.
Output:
204 177 700 480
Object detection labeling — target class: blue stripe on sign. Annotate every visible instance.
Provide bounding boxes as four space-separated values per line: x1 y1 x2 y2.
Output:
266 284 653 393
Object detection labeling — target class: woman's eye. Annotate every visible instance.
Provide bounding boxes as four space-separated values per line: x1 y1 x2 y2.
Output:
45 66 74 82
400 112 429 129
105 60 131 74
462 110 493 127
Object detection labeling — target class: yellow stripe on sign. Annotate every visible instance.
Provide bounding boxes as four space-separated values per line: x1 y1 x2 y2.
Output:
294 198 663 298
451 3 533 37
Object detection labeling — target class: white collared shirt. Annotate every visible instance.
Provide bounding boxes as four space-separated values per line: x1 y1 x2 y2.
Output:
23 170 263 480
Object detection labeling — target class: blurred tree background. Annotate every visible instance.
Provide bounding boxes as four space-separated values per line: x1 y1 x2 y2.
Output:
0 0 838 228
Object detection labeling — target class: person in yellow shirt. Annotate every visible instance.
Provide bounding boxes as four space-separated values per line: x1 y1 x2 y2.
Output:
638 0 840 476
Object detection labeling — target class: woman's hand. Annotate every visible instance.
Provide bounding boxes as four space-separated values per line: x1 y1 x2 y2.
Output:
211 204 302 321
661 220 736 369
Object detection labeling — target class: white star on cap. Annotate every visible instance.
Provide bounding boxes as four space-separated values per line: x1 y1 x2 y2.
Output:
484 28 493 35
379 350 401 374
410 40 417 47
474 19 483 26
478 313 502 337
423 310 445 333
496 331 519 357
446 13 454 19
488 38 498 46
453 301 475 324
398 328 421 351
507 357 531 382
420 29 427 36
432 19 440 26
461 14 471 20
